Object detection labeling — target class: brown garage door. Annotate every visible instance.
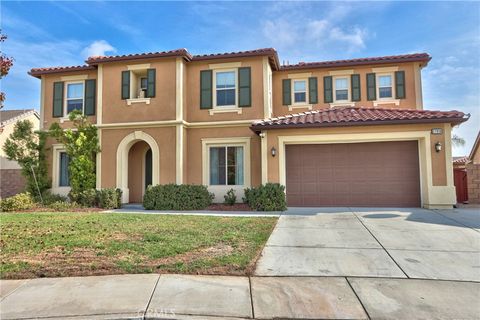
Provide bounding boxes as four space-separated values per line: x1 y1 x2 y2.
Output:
286 141 421 207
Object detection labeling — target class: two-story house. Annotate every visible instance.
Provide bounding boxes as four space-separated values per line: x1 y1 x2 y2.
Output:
29 48 468 208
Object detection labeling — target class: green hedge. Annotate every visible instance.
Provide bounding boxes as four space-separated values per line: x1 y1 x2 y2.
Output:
243 183 287 211
97 188 122 209
143 184 214 210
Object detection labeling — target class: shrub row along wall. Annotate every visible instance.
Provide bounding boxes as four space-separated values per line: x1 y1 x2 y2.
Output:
466 163 480 204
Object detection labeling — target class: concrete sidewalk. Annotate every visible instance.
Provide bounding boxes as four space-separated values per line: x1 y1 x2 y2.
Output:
1 274 479 320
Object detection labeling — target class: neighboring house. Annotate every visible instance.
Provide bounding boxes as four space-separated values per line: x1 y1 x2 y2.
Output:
466 131 480 204
0 109 40 198
453 156 469 204
28 48 469 208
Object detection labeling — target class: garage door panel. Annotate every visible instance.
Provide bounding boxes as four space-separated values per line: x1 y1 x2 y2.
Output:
285 141 420 207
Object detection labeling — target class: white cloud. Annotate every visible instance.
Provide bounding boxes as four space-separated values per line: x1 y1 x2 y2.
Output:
81 40 117 59
329 26 368 50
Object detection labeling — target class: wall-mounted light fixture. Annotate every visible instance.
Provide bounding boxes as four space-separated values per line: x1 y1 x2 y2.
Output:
271 147 277 157
435 142 442 153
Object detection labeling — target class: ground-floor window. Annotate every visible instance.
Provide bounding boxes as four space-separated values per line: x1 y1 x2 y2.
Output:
59 152 70 187
209 146 244 185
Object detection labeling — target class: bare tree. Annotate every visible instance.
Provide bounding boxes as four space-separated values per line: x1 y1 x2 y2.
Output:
452 134 466 147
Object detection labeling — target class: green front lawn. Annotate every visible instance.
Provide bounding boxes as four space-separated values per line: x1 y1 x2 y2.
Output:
0 212 277 279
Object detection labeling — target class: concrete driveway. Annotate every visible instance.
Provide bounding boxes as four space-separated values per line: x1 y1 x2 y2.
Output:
255 207 480 281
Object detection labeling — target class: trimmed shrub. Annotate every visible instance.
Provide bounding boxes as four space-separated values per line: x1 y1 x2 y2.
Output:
243 183 287 211
69 188 97 207
41 191 68 205
1 192 35 212
224 188 237 205
48 201 77 212
97 188 121 209
115 188 123 208
143 184 214 210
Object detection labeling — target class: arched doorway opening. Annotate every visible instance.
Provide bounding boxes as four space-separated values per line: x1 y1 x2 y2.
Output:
116 131 159 203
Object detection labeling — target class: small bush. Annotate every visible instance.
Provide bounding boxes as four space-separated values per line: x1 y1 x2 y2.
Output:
41 191 68 205
115 188 123 208
0 192 35 212
97 188 121 209
243 183 287 211
48 201 77 212
143 184 214 210
224 188 237 205
69 188 97 207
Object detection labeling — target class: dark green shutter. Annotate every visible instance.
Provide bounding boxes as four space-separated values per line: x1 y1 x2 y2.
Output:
395 71 405 99
121 71 130 100
84 79 96 116
200 70 213 109
323 76 333 103
53 81 64 118
308 77 318 104
238 67 251 107
366 73 376 101
351 74 361 102
146 68 156 98
282 79 291 105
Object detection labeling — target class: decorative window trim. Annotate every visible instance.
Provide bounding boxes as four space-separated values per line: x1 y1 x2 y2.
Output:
292 79 308 105
51 144 71 196
329 69 354 76
209 62 242 69
127 98 151 105
201 137 251 202
63 80 84 119
127 63 151 71
332 76 351 103
288 104 313 111
329 102 356 108
212 68 238 109
375 72 397 104
288 72 312 79
209 108 243 116
372 66 399 73
60 74 88 81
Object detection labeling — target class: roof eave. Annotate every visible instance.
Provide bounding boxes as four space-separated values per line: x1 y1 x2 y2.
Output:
28 66 96 78
251 116 469 134
86 49 192 65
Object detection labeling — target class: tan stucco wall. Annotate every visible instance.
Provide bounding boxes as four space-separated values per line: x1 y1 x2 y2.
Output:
272 62 419 117
185 57 266 122
43 70 97 129
102 59 177 123
100 127 177 189
185 126 261 186
472 146 480 164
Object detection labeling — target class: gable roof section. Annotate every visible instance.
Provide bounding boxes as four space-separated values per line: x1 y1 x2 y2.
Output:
192 48 280 70
280 53 431 71
29 65 96 78
86 48 192 65
251 107 469 132
469 131 480 161
1 109 40 127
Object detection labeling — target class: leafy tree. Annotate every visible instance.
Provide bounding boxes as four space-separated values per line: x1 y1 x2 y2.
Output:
2 120 50 198
0 31 14 108
49 110 100 201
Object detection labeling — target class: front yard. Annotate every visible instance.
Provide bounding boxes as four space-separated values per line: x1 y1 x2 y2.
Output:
0 212 277 279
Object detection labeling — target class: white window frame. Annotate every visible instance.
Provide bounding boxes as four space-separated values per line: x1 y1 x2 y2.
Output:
64 81 84 117
292 79 308 105
126 64 151 105
333 76 350 103
202 137 251 203
213 68 238 109
51 144 71 196
376 73 395 100
208 145 245 187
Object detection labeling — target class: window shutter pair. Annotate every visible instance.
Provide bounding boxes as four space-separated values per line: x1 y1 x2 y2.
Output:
282 77 318 105
52 80 96 117
121 69 156 100
200 67 252 109
366 71 406 101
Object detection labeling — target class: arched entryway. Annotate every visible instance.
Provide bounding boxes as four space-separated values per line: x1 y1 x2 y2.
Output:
116 131 159 203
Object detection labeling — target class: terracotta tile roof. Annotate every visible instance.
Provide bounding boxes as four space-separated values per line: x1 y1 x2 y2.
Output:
86 48 192 65
251 107 469 132
453 156 470 165
192 48 280 69
280 53 431 71
29 65 96 78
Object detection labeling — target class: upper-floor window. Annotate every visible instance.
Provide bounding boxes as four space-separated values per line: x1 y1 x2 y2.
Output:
215 71 236 107
334 77 349 101
66 82 84 114
378 74 393 99
293 79 307 104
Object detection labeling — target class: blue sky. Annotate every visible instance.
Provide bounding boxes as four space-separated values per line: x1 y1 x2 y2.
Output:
2 1 479 156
